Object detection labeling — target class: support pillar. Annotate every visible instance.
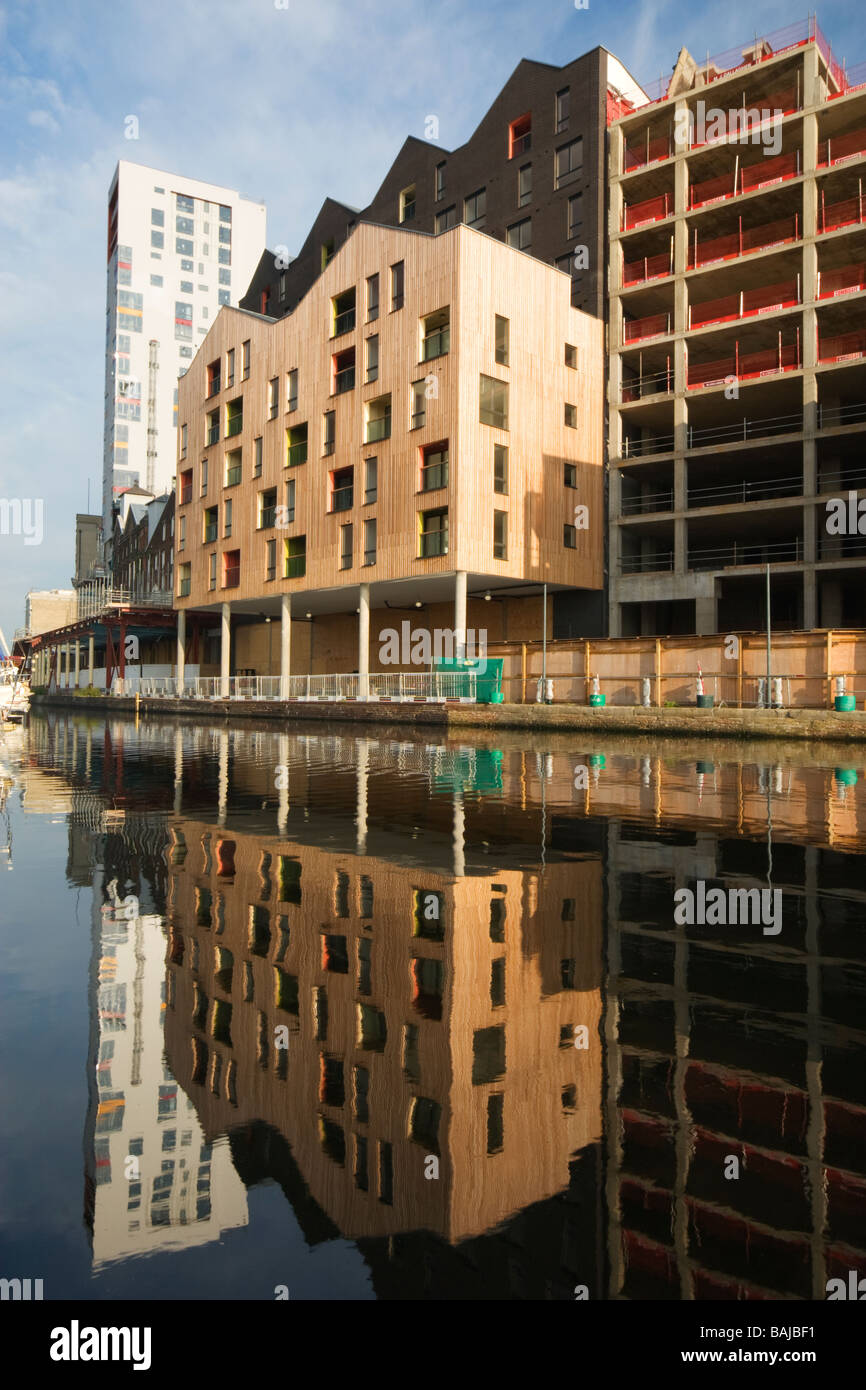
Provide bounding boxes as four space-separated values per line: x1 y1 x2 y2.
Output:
88 634 95 687
74 639 81 690
220 602 231 699
176 609 186 697
64 642 71 690
454 570 468 660
280 593 291 700
358 582 370 699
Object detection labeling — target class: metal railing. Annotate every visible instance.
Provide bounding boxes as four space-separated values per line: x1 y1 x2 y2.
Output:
366 416 391 442
818 400 866 429
226 414 243 437
287 442 308 467
334 366 355 393
422 328 450 360
621 488 674 515
333 309 356 337
687 409 802 448
138 671 478 703
688 473 804 507
621 549 675 573
688 537 803 570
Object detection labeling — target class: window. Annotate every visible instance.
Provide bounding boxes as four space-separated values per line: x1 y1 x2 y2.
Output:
421 442 448 492
464 188 486 229
226 397 243 437
366 273 379 322
390 261 404 311
176 215 194 235
366 395 391 443
568 193 583 239
493 509 508 560
179 280 194 294
219 204 231 222
151 208 164 227
331 465 353 512
363 517 376 566
179 562 191 597
178 515 186 551
180 422 189 458
506 218 531 250
176 194 194 214
364 457 377 504
339 522 353 569
287 423 308 467
564 462 578 488
419 507 448 557
242 340 250 380
365 335 379 384
490 957 506 1008
268 377 279 419
509 112 531 158
285 477 296 523
180 258 193 271
321 239 335 271
333 346 355 394
323 410 336 456
287 368 298 411
434 205 457 233
266 538 276 582
209 553 217 590
518 163 532 207
206 409 219 446
555 87 570 133
565 342 578 369
259 488 277 529
201 458 209 494
175 237 192 256
179 467 193 504
494 443 508 494
226 348 235 388
480 374 509 429
555 137 583 188
225 449 241 487
422 308 449 361
218 248 231 266
564 523 577 549
222 550 240 588
495 315 509 366
399 185 416 222
150 274 163 286
285 535 306 578
565 403 578 428
203 506 218 544
410 380 427 430
472 1025 505 1084
435 161 446 201
223 497 233 537
151 230 165 249
332 288 356 337
254 436 263 478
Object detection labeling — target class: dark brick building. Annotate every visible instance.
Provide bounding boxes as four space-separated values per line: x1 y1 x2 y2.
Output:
241 47 643 325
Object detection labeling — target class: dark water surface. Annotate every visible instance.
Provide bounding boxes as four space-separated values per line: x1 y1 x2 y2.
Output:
1 710 865 1301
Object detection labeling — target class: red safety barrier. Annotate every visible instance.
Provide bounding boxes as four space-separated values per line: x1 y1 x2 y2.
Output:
687 338 800 388
623 192 672 229
623 251 672 285
623 312 671 342
817 265 866 299
818 329 866 363
820 194 866 233
818 129 866 166
690 281 798 329
687 216 799 268
740 149 800 192
624 135 672 170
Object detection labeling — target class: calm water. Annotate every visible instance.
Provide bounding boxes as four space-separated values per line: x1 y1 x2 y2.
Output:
1 710 865 1301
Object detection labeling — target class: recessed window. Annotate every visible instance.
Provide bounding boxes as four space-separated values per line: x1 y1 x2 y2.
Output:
422 307 449 361
285 535 306 578
564 463 578 488
226 348 235 388
259 488 277 529
487 1093 504 1154
333 346 355 394
242 340 250 380
518 163 532 207
494 443 508 494
421 442 448 492
399 185 416 223
366 395 391 443
180 423 189 459
363 517 377 566
419 507 448 557
555 87 570 134
565 343 578 369
472 1025 505 1084
266 538 276 582
179 467 193 504
464 188 486 229
225 449 241 487
493 509 508 560
366 273 379 321
434 205 457 234
321 239 335 271
200 459 209 495
364 457 377 504
480 374 509 430
410 380 427 430
565 403 578 428
390 262 404 311
435 161 446 201
208 553 217 590
254 436 263 477
203 506 218 543
339 522 353 570
178 515 186 551
508 112 531 159
365 335 379 384
332 288 356 338
285 477 296 523
495 315 509 366
286 421 308 468
206 409 219 447
555 137 583 188
222 549 240 589
330 465 353 512
506 218 531 251
564 523 577 549
206 359 221 398
178 562 191 597
287 368 298 412
567 193 583 239
268 377 279 419
225 397 243 437
223 497 233 537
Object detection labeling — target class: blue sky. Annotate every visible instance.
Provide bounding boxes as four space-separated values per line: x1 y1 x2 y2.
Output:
0 0 860 644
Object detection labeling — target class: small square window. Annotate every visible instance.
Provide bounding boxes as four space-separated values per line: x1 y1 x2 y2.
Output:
564 403 578 428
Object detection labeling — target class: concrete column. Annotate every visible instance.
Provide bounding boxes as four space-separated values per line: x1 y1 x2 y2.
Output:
803 570 817 630
88 634 95 687
74 640 81 689
454 571 468 659
280 593 291 700
176 608 186 697
695 591 718 635
358 582 370 698
64 642 71 690
220 602 231 699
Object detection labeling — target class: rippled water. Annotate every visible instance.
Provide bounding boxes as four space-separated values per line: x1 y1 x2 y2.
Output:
1 710 865 1301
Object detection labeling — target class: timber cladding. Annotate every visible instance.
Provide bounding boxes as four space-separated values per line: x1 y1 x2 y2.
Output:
176 220 603 615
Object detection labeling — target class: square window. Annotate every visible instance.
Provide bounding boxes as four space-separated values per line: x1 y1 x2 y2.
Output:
564 403 578 428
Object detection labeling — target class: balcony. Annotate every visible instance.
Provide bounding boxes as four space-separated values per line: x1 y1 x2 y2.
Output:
688 472 803 508
422 327 450 360
207 376 221 398
206 425 220 447
623 311 671 343
179 483 193 505
366 416 391 443
621 549 673 573
621 363 673 401
688 537 802 570
223 566 240 589
687 215 800 269
334 365 355 394
331 486 353 513
421 463 448 491
260 506 276 530
621 487 674 516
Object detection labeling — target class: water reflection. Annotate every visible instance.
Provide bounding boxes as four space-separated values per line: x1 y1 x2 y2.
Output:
6 712 866 1299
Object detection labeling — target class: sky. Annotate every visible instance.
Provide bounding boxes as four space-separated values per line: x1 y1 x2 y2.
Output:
0 0 860 645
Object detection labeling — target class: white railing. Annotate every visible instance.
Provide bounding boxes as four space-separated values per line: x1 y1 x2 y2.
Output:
137 671 478 703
